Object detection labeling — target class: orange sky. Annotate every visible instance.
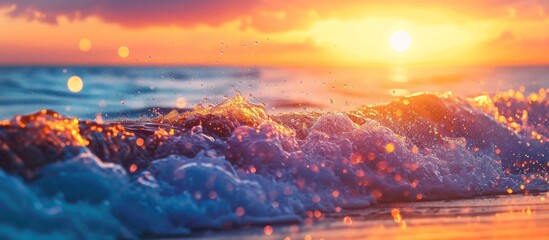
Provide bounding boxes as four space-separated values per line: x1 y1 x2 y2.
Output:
1 0 549 67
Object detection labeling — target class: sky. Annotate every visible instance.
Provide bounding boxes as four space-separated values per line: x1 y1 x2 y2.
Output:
1 0 549 67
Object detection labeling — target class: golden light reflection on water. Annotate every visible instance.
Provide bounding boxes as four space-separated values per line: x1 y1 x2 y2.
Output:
219 194 549 240
244 67 509 113
67 75 83 92
391 67 409 83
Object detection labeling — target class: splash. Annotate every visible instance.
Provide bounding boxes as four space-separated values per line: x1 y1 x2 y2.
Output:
0 90 548 238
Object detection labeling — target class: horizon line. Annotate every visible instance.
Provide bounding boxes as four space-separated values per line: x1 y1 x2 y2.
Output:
0 62 549 69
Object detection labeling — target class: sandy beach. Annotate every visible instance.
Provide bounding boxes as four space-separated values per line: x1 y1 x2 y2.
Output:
193 192 549 240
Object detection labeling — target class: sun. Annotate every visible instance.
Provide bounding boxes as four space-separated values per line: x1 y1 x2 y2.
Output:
389 31 412 52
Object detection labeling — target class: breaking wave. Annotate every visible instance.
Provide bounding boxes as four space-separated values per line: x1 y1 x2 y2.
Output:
0 89 548 238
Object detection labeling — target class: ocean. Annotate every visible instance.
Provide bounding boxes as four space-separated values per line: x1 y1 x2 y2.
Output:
1 66 548 119
0 65 548 239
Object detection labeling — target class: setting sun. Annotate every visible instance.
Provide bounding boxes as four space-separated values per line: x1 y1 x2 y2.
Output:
389 31 412 52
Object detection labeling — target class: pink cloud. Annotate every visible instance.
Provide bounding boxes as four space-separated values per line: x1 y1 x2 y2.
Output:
0 0 259 26
1 0 549 32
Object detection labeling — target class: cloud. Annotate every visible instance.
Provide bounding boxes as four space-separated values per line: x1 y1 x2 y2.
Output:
492 30 516 45
1 0 549 32
0 0 260 26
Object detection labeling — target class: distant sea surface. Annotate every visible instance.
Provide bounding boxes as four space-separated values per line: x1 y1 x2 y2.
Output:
1 65 548 119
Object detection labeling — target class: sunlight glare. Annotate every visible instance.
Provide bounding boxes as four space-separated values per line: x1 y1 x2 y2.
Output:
389 31 412 52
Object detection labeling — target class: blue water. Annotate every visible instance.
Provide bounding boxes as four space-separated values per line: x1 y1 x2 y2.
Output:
1 66 549 119
1 65 549 238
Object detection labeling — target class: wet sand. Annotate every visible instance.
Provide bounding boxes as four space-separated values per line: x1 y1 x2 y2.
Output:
194 192 549 240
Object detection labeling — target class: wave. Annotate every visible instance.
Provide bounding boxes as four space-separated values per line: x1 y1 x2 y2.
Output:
0 90 548 238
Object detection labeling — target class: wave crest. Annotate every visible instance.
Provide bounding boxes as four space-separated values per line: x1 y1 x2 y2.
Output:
0 90 548 237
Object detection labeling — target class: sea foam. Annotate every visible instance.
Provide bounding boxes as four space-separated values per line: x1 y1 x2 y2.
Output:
0 90 548 238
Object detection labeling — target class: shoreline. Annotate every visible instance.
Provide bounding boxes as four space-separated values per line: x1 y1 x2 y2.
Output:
191 192 549 240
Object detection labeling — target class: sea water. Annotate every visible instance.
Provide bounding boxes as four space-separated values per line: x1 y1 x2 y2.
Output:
0 66 548 238
2 66 549 119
